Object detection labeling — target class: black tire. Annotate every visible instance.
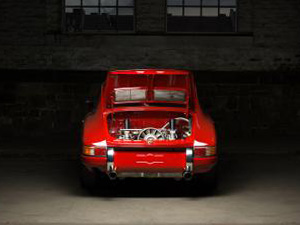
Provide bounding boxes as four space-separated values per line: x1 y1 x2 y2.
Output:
79 165 97 192
80 165 115 195
192 166 219 195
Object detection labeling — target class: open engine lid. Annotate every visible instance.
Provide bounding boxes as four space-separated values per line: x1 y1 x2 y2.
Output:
105 70 191 107
109 69 190 75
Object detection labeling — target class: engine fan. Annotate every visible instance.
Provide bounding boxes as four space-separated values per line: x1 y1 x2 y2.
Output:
137 127 165 142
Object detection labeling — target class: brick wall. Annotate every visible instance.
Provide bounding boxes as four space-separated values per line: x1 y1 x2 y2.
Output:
0 70 299 138
0 1 299 138
0 0 299 71
0 71 104 137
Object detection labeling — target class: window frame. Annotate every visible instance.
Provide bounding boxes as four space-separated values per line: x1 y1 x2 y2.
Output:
165 0 238 34
62 0 136 33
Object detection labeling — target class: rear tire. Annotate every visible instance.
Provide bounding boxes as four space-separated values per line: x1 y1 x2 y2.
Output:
80 165 115 195
192 166 219 195
80 165 97 192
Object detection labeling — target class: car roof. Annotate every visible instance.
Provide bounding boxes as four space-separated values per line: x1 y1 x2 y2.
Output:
109 69 190 75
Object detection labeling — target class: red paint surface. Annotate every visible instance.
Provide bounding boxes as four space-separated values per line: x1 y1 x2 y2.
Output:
82 69 217 177
109 69 190 75
114 151 186 173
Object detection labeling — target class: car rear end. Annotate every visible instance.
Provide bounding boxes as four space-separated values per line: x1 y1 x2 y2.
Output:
82 141 217 180
81 69 217 190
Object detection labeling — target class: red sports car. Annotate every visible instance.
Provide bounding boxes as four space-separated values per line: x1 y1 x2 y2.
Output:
81 69 218 192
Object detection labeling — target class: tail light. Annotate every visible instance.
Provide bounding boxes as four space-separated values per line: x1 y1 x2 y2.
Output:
83 146 107 157
194 146 216 157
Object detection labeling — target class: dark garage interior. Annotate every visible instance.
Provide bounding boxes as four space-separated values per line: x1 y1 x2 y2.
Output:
0 0 300 224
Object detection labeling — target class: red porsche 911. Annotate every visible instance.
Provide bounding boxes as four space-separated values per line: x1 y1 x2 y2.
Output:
80 69 218 192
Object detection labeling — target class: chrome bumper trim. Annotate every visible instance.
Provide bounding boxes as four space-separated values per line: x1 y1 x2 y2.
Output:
117 172 183 178
107 147 115 172
185 147 193 172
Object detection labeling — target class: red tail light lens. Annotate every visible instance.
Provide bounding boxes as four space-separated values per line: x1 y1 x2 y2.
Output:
83 146 107 157
94 148 107 157
194 146 216 157
194 147 206 157
83 146 94 156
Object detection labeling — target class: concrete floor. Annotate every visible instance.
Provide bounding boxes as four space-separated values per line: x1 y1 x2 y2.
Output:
0 141 300 225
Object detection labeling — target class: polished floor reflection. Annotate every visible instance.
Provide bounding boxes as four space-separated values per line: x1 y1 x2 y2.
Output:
0 146 299 224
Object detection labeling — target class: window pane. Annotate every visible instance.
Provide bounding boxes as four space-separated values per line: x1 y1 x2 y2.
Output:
202 0 218 6
65 7 77 13
202 7 218 16
220 7 236 16
185 7 200 16
65 8 85 31
66 0 81 6
100 7 116 15
167 0 237 32
219 8 236 31
83 7 98 15
185 0 200 5
65 0 134 32
101 0 117 6
168 7 183 16
167 0 183 6
83 0 98 6
119 0 134 6
118 8 134 15
154 90 185 102
115 89 146 102
220 0 236 6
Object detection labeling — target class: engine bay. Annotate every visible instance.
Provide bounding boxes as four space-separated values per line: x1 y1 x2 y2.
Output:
107 111 192 141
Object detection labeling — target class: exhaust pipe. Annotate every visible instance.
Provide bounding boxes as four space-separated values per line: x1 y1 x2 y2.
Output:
182 171 192 181
108 171 117 180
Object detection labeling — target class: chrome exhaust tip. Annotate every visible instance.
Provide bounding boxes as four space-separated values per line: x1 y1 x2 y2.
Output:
108 171 117 180
182 171 192 181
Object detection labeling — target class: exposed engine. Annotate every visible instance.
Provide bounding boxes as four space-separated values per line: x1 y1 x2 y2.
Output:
117 117 192 141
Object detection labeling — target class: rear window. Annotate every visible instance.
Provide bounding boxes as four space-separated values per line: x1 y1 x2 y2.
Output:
115 89 146 102
109 74 189 103
154 90 185 101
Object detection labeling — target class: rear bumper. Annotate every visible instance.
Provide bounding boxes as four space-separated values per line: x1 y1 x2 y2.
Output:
194 156 218 173
81 151 217 178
